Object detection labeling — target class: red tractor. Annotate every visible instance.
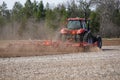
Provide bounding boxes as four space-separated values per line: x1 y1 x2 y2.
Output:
60 18 102 48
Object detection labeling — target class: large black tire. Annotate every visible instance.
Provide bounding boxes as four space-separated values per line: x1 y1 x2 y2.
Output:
83 32 93 44
97 36 102 48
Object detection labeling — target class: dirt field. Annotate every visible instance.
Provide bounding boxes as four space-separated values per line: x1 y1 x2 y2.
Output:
0 46 120 80
0 39 120 80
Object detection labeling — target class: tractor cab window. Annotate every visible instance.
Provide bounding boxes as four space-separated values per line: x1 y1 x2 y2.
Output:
67 20 82 29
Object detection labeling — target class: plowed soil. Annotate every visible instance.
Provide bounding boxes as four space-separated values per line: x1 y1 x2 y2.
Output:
0 46 120 80
0 39 120 80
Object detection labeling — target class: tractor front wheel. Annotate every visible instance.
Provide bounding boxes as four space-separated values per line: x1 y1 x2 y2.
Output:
97 36 102 48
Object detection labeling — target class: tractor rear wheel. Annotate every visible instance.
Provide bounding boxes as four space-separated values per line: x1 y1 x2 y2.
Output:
83 32 93 44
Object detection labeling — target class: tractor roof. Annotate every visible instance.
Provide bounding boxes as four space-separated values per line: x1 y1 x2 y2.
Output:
68 18 90 21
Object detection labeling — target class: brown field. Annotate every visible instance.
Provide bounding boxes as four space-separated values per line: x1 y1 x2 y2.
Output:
0 46 120 80
0 38 120 57
0 39 120 80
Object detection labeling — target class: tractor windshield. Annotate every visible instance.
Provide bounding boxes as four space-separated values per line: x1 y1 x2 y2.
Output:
67 20 82 29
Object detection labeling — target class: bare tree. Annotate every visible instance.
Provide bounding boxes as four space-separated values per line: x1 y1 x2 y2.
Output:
78 0 92 19
92 0 120 37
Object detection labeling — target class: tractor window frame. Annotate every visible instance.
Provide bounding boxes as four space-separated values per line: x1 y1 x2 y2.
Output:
81 21 87 29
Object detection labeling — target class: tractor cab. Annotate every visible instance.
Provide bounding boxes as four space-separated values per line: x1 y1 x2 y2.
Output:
67 18 90 31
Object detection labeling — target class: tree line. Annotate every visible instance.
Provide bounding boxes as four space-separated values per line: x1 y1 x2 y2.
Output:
0 0 120 39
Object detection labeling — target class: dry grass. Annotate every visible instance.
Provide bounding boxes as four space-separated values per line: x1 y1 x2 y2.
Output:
102 38 120 46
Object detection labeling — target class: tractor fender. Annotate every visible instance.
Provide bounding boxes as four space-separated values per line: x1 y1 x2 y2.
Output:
77 29 86 34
